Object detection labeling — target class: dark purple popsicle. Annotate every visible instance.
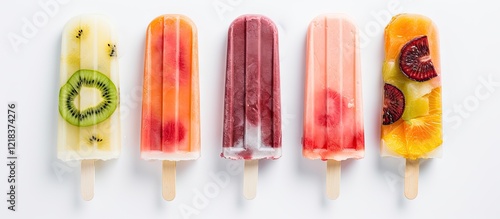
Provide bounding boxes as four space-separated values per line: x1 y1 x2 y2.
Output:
222 15 281 160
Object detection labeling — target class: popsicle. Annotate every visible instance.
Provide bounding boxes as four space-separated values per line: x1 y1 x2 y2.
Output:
222 15 281 199
58 14 121 201
141 14 200 201
381 14 442 199
302 14 364 199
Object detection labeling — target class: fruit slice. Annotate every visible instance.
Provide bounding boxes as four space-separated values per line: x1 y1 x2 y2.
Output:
383 61 435 98
382 83 405 125
315 89 347 127
428 87 441 114
59 69 118 127
402 97 429 121
384 14 440 74
399 36 437 82
383 61 436 121
382 114 442 159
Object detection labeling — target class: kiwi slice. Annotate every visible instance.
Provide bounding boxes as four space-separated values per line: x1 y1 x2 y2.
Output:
59 69 118 127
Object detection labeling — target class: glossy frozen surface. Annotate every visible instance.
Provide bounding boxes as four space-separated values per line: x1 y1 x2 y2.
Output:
141 15 200 161
57 14 121 161
381 14 442 159
303 14 364 161
222 15 282 160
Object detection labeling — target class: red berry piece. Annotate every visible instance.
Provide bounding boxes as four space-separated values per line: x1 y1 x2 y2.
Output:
383 83 405 125
162 120 186 145
399 36 438 82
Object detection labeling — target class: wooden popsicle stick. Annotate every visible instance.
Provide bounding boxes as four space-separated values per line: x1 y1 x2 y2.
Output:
326 160 341 200
162 161 176 201
81 159 95 201
404 159 419 200
243 160 258 200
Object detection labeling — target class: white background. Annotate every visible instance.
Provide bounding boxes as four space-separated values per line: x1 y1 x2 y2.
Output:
1 0 499 218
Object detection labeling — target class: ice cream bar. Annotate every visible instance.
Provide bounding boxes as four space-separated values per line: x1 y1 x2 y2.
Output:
302 14 364 199
58 14 121 201
381 14 442 199
222 15 281 199
141 14 200 201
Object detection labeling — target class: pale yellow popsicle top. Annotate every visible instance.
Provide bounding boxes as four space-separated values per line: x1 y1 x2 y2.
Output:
58 14 121 161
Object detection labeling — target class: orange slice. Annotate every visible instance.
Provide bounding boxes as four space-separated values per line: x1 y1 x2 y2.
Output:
382 87 442 159
428 87 442 114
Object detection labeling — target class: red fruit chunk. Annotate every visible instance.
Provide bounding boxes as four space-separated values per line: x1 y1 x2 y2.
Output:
399 36 438 82
162 120 186 145
316 89 346 127
383 83 405 125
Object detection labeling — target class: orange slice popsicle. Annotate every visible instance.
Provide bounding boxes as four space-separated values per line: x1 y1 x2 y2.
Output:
381 14 442 199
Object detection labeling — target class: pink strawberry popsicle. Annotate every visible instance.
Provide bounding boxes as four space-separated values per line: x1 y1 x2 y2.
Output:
303 14 364 161
222 15 281 199
302 14 364 199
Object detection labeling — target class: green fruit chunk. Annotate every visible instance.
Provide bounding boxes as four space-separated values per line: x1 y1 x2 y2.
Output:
59 69 118 127
402 97 429 120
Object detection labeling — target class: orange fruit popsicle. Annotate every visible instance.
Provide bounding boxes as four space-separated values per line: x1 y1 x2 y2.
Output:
381 13 442 199
141 15 200 201
141 15 200 161
381 14 442 160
